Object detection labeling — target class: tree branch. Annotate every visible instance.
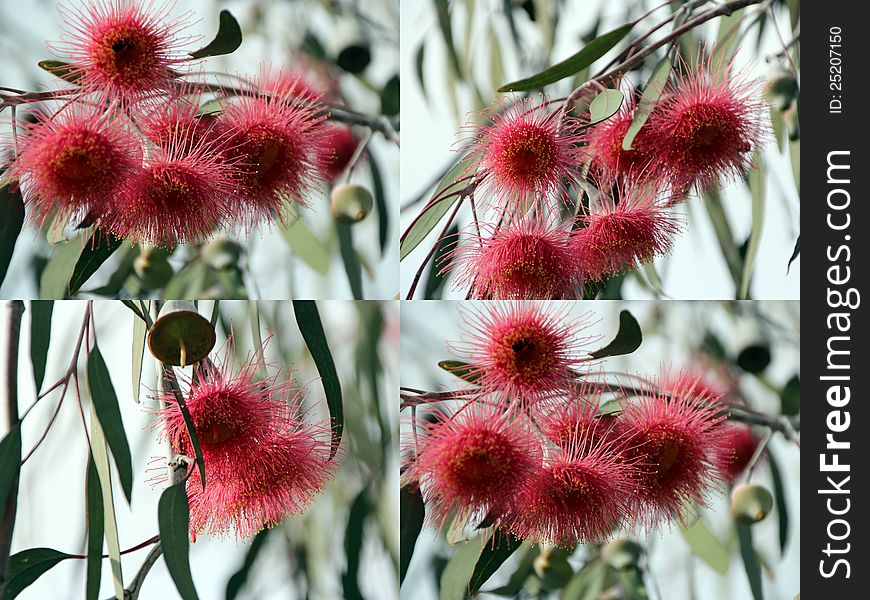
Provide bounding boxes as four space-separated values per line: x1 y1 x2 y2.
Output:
0 301 24 583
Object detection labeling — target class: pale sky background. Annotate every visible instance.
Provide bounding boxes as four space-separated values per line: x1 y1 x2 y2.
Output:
400 300 800 600
399 0 800 300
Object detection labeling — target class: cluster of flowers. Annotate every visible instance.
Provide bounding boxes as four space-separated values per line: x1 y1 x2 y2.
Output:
402 303 759 546
153 342 338 540
3 0 359 247
440 52 768 299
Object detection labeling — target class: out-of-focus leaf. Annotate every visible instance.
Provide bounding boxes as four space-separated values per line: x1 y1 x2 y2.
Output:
789 137 800 191
0 183 24 290
780 375 800 416
588 89 624 124
163 261 210 299
486 542 538 596
292 301 343 458
85 242 138 296
739 157 766 299
489 33 505 94
301 30 326 60
2 548 75 599
281 219 330 274
787 236 800 272
29 301 53 393
337 223 364 300
736 523 764 600
342 487 370 600
69 231 124 296
714 8 745 62
590 310 642 358
39 239 82 299
225 530 270 600
437 360 480 385
469 531 522 594
623 57 671 150
90 406 124 599
189 10 242 59
132 314 147 404
439 535 486 600
561 560 607 600
159 482 199 600
702 189 742 287
337 44 371 74
381 74 400 116
400 484 425 585
37 60 81 84
87 346 134 504
736 344 771 374
498 24 633 92
767 450 790 554
0 425 22 520
680 518 730 575
400 158 470 260
433 0 465 81
85 454 104 600
618 567 649 600
415 42 427 98
369 152 389 254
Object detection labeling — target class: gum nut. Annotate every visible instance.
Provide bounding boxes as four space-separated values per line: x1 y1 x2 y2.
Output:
601 538 643 570
147 300 216 367
201 239 244 271
731 483 774 524
133 252 174 290
331 183 373 224
533 552 574 590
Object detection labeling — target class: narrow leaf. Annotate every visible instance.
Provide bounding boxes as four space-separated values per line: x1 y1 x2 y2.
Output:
341 488 370 600
189 10 242 59
469 530 522 594
739 157 766 299
29 301 53 393
588 89 624 124
767 451 790 553
702 189 742 287
787 236 800 272
39 239 82 300
70 231 124 296
736 523 764 600
623 57 671 150
159 482 199 600
486 542 538 596
2 548 75 599
37 60 82 84
0 425 22 515
225 530 270 600
292 301 343 458
87 346 134 504
437 360 480 385
0 183 24 290
780 375 800 416
400 484 425 585
590 310 642 359
132 314 147 403
415 42 427 98
562 560 608 600
489 32 505 94
336 223 364 300
618 567 649 600
680 518 730 575
433 0 464 81
85 454 105 600
714 8 745 62
498 24 633 92
280 219 330 274
439 535 487 600
90 408 124 599
368 152 389 253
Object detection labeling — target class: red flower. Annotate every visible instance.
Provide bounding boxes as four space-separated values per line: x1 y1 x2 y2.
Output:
719 425 761 483
320 125 361 182
51 0 195 103
448 303 596 403
535 379 616 450
441 210 576 300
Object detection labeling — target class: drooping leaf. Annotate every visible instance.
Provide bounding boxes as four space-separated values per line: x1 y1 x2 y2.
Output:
736 523 764 600
225 530 270 600
0 182 24 290
702 188 742 287
590 310 642 358
439 535 487 600
292 301 343 458
623 57 671 150
0 425 22 519
159 482 199 600
380 74 400 117
433 0 464 81
486 542 538 596
767 450 790 554
489 32 505 94
189 10 242 59
85 242 138 296
787 236 800 272
37 60 82 84
498 24 633 92
336 223 364 300
400 484 425 585
341 487 370 600
85 454 104 600
415 42 427 98
2 548 75 599
424 224 458 299
39 239 82 299
87 346 134 503
588 89 624 124
780 375 800 416
714 8 745 62
437 360 480 385
618 567 649 600
739 156 766 299
89 407 124 599
368 152 390 254
280 219 330 275
680 518 730 575
561 560 608 600
29 301 53 393
469 530 523 594
69 231 124 296
131 314 147 404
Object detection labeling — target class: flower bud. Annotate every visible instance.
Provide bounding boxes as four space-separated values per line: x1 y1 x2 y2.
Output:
601 538 643 570
533 548 573 590
133 249 174 290
147 300 216 367
331 183 373 224
730 483 774 524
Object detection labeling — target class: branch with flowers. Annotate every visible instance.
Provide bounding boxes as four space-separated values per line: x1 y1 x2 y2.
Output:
0 0 400 299
401 0 799 300
399 301 800 598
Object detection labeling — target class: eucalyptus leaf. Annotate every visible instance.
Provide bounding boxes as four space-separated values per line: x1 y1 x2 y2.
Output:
29 301 53 393
400 484 425 585
588 89 624 124
680 518 730 575
623 57 671 150
159 482 199 600
189 10 242 59
590 310 642 358
0 183 24 290
2 548 75 599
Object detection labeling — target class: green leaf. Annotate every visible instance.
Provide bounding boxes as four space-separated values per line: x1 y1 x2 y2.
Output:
400 484 426 585
400 157 469 261
85 454 104 600
336 223 364 300
368 152 389 254
489 33 505 95
70 231 124 296
588 89 624 124
469 531 522 594
680 518 730 575
433 0 464 81
739 157 766 299
90 406 124 599
780 375 800 416
789 137 800 192
39 238 82 299
87 346 134 504
159 482 199 600
0 425 22 518
132 314 147 404
562 560 608 600
280 219 330 275
2 548 75 599
29 301 53 393
486 542 538 596
702 189 742 287
189 10 242 59
439 535 486 600
590 310 642 359
225 530 270 600
714 8 745 62
0 182 24 290
380 74 400 117
292 301 343 458
85 242 138 296
736 344 771 374
37 60 82 84
618 567 649 600
424 224 458 299
623 57 671 150
736 523 764 600
415 42 427 98
342 487 370 600
437 360 480 385
767 450 790 554
498 24 633 92
787 236 800 272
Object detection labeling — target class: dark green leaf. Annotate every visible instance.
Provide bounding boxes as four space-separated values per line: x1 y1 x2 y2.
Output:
85 455 104 600
380 74 400 116
590 310 642 359
69 231 123 296
301 30 326 61
702 189 742 287
680 518 730 574
29 301 53 393
368 152 389 254
189 10 242 59
2 548 75 599
780 375 800 416
342 487 370 600
400 484 425 585
0 425 22 518
159 482 199 600
337 44 371 74
739 156 766 299
225 530 270 600
469 531 522 594
787 236 800 272
89 406 123 597
437 360 480 385
498 24 633 92
623 57 671 150
415 43 427 98
736 344 771 374
588 89 624 124
87 346 133 504
292 301 343 458
486 542 538 596
37 60 82 84
336 223 364 300
0 183 24 290
736 523 764 600
433 0 464 81
767 451 790 554
702 331 728 361
85 242 138 296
